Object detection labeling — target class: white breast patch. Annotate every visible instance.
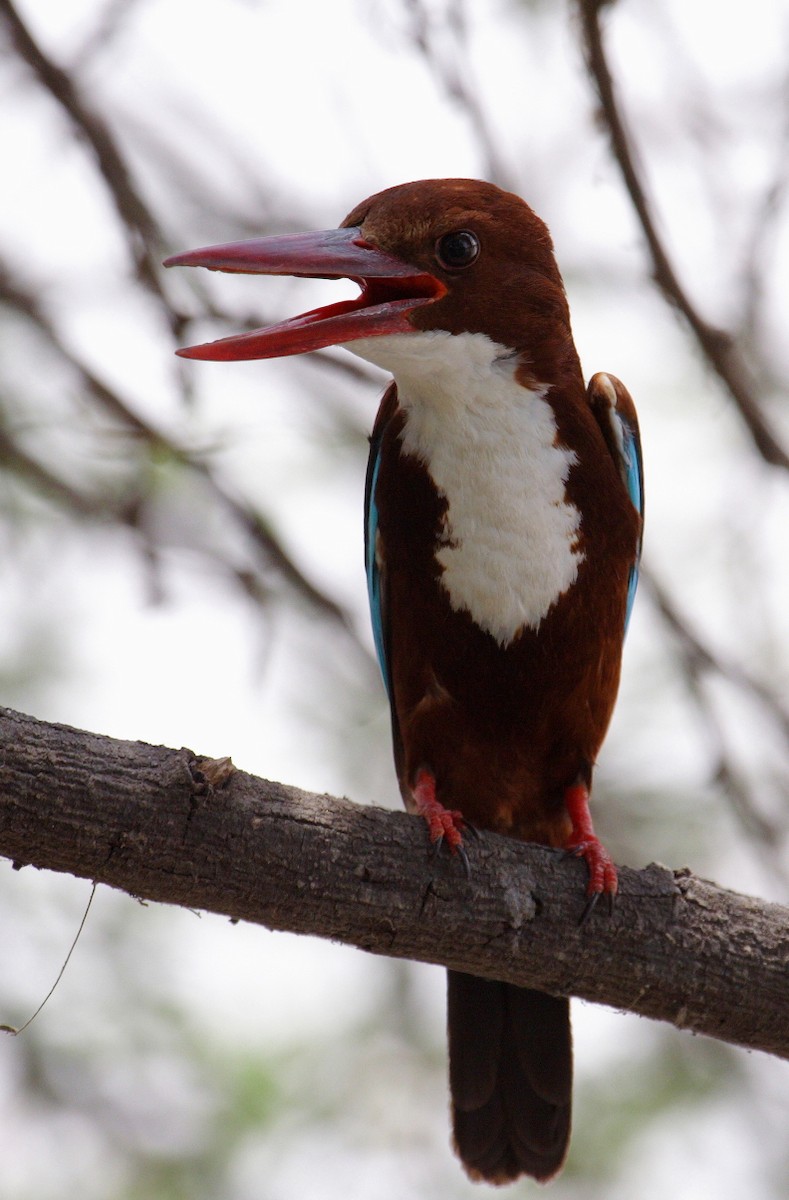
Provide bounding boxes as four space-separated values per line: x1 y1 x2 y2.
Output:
348 330 584 645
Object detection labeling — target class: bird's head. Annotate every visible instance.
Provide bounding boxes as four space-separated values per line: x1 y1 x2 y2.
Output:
166 179 578 382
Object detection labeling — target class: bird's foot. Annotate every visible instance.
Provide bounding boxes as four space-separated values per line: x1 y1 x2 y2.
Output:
562 782 617 921
413 769 469 870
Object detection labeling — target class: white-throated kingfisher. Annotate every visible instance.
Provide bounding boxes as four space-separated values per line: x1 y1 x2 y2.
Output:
165 179 644 1184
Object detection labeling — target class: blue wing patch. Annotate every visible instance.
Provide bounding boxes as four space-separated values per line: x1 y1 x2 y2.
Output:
587 372 644 635
364 440 391 697
618 414 644 631
362 448 386 696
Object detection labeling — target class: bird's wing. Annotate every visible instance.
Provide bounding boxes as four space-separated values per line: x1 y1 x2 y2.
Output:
364 382 398 699
587 372 644 630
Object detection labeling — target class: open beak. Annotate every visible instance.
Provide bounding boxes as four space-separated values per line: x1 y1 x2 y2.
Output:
164 227 445 360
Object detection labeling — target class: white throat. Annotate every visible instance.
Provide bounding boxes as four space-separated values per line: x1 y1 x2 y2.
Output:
349 330 584 644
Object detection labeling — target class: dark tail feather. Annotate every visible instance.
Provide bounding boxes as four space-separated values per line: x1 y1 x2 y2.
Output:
447 970 572 1184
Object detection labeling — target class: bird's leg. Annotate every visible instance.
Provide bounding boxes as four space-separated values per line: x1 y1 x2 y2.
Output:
562 781 618 900
413 768 467 854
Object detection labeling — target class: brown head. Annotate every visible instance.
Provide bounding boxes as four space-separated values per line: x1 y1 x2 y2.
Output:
165 178 581 387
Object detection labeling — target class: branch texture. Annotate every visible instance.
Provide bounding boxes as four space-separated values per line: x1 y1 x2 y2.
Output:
0 706 786 1059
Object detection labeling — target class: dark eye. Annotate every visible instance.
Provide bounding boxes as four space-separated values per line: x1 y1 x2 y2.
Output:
436 230 480 270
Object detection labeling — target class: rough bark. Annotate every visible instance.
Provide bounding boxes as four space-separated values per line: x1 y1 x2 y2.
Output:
0 705 786 1059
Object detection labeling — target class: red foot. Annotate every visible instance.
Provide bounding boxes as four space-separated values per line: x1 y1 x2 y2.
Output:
562 782 618 897
413 768 466 854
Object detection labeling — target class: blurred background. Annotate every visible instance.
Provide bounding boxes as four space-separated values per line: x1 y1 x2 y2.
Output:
0 0 787 1196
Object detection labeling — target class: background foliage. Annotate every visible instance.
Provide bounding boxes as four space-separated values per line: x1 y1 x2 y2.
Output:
0 1 787 1196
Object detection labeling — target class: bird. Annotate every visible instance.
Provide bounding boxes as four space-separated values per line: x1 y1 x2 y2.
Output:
165 178 644 1184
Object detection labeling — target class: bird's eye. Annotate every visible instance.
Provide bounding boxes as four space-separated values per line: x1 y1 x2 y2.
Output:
436 230 480 270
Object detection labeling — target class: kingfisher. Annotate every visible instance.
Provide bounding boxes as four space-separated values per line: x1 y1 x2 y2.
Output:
165 179 644 1184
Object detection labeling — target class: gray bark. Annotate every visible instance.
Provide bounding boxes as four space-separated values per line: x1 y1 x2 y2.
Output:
0 705 786 1058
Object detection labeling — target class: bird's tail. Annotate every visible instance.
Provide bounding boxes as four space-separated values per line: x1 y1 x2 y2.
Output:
447 970 572 1184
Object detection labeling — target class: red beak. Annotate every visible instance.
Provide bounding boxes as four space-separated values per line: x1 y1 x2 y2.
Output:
164 228 445 360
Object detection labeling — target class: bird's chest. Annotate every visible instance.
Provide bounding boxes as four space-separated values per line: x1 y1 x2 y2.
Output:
391 366 584 646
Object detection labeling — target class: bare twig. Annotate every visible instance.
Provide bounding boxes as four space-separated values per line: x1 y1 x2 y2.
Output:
0 0 181 330
739 65 789 346
0 424 106 517
644 571 789 869
645 573 789 746
71 0 146 72
0 257 369 648
402 0 515 190
576 0 789 470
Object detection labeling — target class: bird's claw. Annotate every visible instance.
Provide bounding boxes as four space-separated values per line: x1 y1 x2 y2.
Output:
413 768 471 876
431 835 472 879
578 887 616 927
562 781 618 924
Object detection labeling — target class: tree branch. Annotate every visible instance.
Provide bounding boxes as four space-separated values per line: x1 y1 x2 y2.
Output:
402 0 515 191
0 706 786 1059
0 0 176 327
0 256 367 649
576 0 789 471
